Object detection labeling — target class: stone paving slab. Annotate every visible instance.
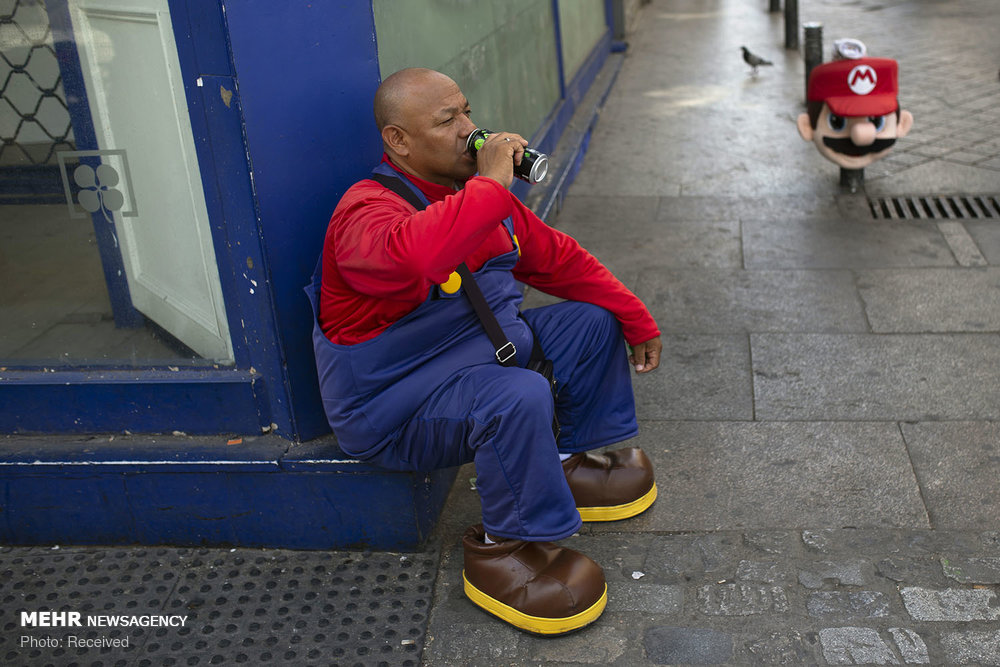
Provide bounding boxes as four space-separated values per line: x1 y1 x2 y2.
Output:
635 269 868 334
550 195 659 240
584 421 929 533
584 220 743 274
935 222 989 268
752 333 1000 421
857 267 1000 333
742 218 957 270
964 220 1000 265
864 160 1000 198
575 103 833 200
633 335 752 421
901 421 1000 530
655 195 852 222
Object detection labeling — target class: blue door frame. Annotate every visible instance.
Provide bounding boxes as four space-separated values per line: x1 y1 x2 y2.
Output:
219 0 386 440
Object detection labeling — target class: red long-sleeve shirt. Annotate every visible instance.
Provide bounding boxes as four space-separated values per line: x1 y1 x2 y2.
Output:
319 157 659 346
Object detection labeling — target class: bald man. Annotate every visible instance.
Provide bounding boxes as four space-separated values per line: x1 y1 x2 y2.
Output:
306 68 662 635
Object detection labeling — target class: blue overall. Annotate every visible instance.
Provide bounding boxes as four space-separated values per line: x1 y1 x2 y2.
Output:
305 165 638 541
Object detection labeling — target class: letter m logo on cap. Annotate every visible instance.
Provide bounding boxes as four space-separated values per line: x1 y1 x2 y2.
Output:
848 65 877 95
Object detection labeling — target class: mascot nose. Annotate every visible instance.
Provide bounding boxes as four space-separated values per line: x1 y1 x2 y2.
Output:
850 121 877 146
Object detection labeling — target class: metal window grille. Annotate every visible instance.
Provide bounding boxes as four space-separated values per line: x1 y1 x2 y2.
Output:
0 0 75 166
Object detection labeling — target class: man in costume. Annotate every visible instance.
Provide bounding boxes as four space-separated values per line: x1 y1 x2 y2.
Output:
797 56 913 170
307 68 662 635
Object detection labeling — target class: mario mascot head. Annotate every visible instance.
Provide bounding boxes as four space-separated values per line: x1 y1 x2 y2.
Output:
797 57 914 169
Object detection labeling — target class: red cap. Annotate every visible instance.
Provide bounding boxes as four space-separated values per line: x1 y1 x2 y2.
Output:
807 57 899 116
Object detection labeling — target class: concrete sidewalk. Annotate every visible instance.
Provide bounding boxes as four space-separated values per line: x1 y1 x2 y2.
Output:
423 0 1000 664
2 1 998 665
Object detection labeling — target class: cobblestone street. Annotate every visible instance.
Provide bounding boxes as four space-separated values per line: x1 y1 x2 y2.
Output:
426 525 1000 664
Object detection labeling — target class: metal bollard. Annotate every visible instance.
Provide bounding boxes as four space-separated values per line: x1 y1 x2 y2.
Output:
784 0 799 49
803 22 823 101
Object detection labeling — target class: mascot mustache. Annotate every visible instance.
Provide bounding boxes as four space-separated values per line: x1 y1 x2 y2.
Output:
823 137 896 156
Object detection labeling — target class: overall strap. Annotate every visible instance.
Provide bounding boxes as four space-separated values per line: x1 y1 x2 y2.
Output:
369 169 519 367
370 172 427 211
455 262 517 366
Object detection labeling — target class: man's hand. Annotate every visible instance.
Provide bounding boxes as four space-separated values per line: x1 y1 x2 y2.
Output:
476 131 528 190
630 336 662 374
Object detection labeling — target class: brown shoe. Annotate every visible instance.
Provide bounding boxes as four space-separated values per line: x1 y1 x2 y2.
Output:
461 524 607 635
562 447 657 521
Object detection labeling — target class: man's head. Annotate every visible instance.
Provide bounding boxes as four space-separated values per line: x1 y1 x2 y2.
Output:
374 68 478 188
797 57 913 169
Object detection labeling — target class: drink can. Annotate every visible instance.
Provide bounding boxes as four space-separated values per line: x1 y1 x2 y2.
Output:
466 129 549 184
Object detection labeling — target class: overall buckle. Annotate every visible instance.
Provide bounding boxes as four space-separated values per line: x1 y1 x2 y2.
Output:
495 342 516 365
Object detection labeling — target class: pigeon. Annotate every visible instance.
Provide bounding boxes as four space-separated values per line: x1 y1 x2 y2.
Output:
741 46 773 74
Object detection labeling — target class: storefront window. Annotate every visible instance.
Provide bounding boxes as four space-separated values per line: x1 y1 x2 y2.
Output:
1 0 233 366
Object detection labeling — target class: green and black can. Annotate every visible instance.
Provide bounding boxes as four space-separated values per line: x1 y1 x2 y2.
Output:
466 128 549 184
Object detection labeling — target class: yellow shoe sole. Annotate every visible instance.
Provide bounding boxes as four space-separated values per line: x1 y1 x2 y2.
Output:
577 482 657 522
463 572 607 636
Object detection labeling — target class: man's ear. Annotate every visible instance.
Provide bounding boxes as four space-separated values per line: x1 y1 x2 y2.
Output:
896 110 913 138
382 125 409 156
796 113 813 141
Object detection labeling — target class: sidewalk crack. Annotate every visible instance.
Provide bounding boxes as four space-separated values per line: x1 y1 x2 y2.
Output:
897 421 934 530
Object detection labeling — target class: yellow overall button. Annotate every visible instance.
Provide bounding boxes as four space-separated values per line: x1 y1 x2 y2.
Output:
440 271 462 294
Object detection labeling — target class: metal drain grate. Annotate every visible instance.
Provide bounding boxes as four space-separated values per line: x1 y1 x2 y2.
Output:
1 546 438 666
869 194 1000 220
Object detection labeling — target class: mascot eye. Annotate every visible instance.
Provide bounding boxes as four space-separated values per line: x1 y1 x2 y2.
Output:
827 114 846 131
869 115 887 132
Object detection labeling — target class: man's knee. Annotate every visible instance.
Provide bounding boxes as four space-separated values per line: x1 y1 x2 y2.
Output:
577 302 620 336
506 368 555 410
474 368 554 423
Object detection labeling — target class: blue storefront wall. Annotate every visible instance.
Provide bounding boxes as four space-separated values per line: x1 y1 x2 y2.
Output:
222 1 385 441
